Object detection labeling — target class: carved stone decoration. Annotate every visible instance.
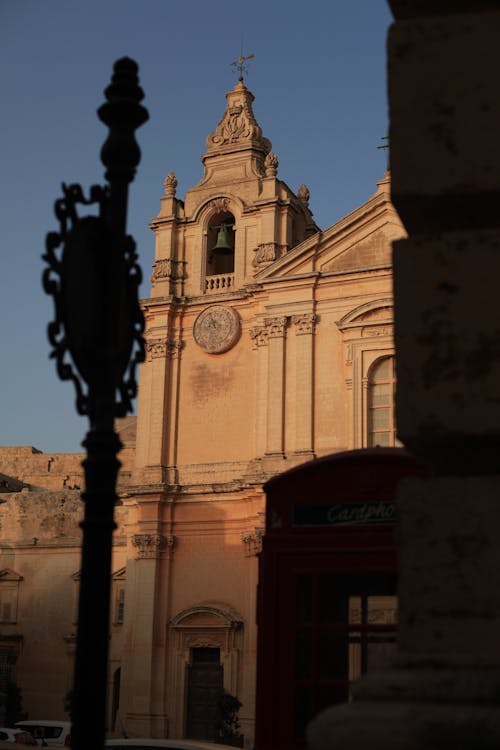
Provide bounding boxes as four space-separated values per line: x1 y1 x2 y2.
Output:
164 171 178 197
264 316 288 338
206 80 272 154
298 184 310 205
145 339 167 360
292 313 316 335
193 305 241 354
249 326 269 348
361 326 392 338
151 258 186 283
207 197 230 214
132 533 168 559
185 635 222 649
166 339 183 359
241 528 264 556
264 152 279 177
252 242 288 267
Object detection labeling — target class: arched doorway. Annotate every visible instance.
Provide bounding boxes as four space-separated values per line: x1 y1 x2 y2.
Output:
168 604 243 740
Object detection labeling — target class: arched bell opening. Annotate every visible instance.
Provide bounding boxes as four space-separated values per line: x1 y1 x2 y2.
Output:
206 211 236 277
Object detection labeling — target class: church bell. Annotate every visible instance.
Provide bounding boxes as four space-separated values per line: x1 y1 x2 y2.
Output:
212 224 233 255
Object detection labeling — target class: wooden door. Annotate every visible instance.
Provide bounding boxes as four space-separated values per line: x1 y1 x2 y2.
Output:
185 647 223 740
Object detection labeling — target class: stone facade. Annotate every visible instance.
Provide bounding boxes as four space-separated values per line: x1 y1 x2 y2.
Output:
0 80 404 744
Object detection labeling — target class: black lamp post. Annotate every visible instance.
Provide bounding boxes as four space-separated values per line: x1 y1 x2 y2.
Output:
42 58 149 750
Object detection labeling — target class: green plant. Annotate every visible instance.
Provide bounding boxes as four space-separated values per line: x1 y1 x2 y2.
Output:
216 689 243 746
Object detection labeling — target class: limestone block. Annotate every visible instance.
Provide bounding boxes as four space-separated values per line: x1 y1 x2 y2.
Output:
397 475 500 660
393 230 500 449
388 12 500 222
308 697 500 750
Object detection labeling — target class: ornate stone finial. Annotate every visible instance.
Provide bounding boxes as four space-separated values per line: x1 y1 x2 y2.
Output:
298 184 310 206
206 81 271 155
264 152 279 177
164 171 178 197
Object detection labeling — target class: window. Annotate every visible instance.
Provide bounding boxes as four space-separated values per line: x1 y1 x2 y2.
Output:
367 356 398 447
0 568 22 623
0 648 15 691
112 568 126 625
115 587 125 625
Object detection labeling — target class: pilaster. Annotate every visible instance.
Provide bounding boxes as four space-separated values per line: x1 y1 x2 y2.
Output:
121 526 176 738
144 339 169 467
249 324 270 459
264 316 288 456
292 313 316 456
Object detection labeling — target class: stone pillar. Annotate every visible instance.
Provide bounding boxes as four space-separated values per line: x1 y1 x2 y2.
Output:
308 3 500 748
249 324 270 459
145 340 169 467
163 336 183 485
122 528 174 738
292 313 316 456
264 316 288 456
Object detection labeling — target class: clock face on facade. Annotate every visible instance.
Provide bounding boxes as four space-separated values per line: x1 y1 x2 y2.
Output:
193 305 241 354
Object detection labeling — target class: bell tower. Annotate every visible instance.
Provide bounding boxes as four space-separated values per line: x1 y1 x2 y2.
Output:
148 77 318 301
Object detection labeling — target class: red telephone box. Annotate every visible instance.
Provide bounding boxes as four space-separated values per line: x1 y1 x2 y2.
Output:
254 448 424 750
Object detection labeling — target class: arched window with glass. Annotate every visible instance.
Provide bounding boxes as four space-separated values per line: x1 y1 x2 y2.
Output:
367 356 399 447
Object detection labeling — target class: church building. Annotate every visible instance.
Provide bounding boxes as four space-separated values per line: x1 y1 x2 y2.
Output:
0 76 404 746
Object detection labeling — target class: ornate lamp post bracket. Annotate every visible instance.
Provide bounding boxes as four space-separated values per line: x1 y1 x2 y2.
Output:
42 57 148 425
41 58 149 750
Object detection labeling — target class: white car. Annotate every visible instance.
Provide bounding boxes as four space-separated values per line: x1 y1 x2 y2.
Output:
0 730 37 746
14 723 71 748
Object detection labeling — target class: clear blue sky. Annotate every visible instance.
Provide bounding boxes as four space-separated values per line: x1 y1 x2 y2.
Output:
0 1 393 454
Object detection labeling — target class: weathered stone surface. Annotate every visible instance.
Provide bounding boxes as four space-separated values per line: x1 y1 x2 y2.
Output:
393 230 500 462
389 11 500 232
308 698 500 750
397 476 500 658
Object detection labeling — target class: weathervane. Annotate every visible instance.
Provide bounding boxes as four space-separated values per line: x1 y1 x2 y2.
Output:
377 135 390 171
230 50 254 81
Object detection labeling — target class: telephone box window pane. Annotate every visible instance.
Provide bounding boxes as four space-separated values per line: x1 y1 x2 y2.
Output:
295 686 312 738
318 576 348 624
318 684 349 712
349 639 362 682
297 575 313 624
318 632 349 680
348 596 362 624
367 638 397 672
295 630 312 679
367 595 398 625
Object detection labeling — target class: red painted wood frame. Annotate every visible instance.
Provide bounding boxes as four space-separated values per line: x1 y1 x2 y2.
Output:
254 448 425 750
